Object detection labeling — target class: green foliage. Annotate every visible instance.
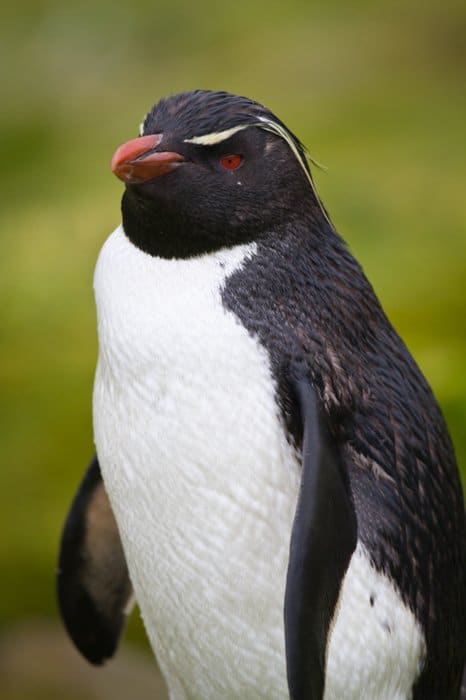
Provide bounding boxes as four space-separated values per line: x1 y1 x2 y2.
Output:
1 0 465 651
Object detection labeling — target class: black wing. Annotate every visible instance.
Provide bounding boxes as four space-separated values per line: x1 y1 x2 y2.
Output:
284 362 357 700
57 455 133 664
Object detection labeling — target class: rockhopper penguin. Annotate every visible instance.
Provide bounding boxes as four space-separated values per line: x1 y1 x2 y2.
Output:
57 90 466 699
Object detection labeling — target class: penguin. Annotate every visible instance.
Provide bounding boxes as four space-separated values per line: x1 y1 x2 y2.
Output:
57 90 466 699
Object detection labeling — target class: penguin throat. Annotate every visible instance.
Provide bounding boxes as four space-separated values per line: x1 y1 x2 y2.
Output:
120 189 270 260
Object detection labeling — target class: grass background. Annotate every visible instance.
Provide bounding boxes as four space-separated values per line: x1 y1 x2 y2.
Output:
1 0 465 696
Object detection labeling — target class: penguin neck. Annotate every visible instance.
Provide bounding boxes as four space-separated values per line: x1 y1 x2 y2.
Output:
120 190 263 260
120 189 326 260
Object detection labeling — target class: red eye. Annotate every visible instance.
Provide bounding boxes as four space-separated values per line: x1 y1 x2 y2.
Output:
220 154 242 170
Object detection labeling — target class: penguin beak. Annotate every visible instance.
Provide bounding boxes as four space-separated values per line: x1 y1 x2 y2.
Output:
111 134 185 184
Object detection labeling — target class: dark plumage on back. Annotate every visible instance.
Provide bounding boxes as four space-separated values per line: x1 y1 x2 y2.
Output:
222 204 465 698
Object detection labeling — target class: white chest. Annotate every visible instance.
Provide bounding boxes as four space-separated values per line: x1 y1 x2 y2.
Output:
92 227 425 700
93 226 300 699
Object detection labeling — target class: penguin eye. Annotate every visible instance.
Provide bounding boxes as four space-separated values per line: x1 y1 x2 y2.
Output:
220 155 242 171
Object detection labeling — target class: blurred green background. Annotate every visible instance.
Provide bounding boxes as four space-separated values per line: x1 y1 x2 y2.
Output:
1 0 465 697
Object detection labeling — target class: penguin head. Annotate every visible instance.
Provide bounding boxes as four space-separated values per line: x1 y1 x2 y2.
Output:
112 90 324 258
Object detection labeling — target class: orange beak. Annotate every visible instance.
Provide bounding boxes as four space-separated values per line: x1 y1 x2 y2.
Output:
111 134 185 184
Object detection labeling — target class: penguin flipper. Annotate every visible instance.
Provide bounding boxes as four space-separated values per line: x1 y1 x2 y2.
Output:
284 362 357 700
57 455 133 665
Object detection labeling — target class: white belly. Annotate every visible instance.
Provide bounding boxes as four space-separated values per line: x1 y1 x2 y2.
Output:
93 226 300 699
93 226 425 699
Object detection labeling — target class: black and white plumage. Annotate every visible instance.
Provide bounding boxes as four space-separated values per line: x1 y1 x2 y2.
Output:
57 90 466 699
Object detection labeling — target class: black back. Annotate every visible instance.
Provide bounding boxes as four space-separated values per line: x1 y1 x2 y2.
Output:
222 211 466 698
